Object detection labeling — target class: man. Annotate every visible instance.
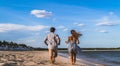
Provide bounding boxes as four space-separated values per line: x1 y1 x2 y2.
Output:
44 27 60 63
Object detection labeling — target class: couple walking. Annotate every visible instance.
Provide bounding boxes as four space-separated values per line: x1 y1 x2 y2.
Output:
44 27 82 65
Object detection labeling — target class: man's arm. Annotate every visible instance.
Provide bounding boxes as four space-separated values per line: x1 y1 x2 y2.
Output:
44 36 48 46
56 34 60 45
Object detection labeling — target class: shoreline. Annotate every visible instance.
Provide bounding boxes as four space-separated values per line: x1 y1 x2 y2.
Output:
58 51 106 66
58 49 120 51
0 51 105 66
82 50 120 51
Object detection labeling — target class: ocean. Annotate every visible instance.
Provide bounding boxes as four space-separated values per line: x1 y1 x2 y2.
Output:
58 50 120 66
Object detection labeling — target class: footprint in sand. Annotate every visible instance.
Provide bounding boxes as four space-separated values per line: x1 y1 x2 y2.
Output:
37 60 48 65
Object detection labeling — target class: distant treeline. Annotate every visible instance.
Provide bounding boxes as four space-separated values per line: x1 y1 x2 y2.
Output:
0 40 33 51
34 48 120 51
0 40 120 51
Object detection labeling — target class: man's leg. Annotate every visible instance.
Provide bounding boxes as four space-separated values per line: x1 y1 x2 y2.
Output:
54 48 58 58
49 49 53 63
52 48 57 63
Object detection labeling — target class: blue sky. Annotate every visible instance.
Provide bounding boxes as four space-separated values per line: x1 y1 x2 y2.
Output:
0 0 120 48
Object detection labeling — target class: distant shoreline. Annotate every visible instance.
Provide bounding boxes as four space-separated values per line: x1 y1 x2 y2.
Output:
1 50 120 51
1 49 120 51
82 50 120 51
1 47 120 51
34 48 120 51
58 49 120 52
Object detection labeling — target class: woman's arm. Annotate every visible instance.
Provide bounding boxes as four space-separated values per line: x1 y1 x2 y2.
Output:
76 39 80 44
65 36 71 44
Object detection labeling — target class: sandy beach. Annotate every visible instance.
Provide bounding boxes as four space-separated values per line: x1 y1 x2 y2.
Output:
0 51 104 66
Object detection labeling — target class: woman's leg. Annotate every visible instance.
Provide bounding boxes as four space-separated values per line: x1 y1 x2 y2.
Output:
73 53 76 64
70 51 73 64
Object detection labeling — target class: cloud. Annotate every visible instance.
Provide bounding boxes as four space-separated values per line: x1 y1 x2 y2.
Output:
96 22 116 26
56 26 69 32
31 10 52 18
98 29 108 33
73 22 78 25
74 23 85 27
96 12 120 26
52 18 56 22
57 26 65 29
78 24 85 27
15 34 42 47
63 28 68 32
45 30 49 33
109 11 114 15
0 23 49 32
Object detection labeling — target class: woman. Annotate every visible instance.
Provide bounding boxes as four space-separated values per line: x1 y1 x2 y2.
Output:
65 30 82 65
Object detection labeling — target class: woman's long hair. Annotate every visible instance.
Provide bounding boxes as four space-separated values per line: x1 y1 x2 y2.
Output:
71 30 82 40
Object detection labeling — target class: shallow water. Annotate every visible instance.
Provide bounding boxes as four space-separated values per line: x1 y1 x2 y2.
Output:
59 50 120 66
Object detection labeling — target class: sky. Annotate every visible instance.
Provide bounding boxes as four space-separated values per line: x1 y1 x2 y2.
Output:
0 0 120 48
